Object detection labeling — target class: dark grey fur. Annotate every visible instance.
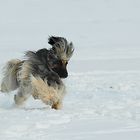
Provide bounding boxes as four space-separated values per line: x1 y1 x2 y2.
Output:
25 36 74 85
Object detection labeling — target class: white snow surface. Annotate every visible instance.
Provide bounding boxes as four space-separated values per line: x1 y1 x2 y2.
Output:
0 0 140 139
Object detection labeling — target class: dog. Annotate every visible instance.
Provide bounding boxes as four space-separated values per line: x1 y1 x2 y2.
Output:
0 36 74 109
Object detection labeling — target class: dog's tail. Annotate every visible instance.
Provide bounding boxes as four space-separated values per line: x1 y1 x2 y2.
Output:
0 59 22 93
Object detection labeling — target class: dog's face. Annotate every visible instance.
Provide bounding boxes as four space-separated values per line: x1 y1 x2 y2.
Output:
47 53 68 78
47 36 74 79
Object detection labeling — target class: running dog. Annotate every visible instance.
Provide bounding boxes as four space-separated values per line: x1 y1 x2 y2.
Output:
0 36 74 109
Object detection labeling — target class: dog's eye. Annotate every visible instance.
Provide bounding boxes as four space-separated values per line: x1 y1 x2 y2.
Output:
51 60 61 68
61 60 68 65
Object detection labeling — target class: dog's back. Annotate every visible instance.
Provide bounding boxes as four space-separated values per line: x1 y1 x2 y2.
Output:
1 59 22 93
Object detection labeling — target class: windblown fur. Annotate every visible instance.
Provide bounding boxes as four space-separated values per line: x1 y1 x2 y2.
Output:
48 36 74 61
1 59 22 93
0 36 74 109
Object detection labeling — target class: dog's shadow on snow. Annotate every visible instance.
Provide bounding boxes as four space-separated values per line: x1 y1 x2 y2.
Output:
0 94 50 111
22 106 50 111
0 102 50 111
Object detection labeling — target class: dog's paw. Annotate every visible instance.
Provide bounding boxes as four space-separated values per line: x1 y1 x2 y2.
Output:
32 93 39 99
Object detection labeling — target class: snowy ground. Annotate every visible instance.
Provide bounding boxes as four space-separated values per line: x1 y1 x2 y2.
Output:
0 0 140 140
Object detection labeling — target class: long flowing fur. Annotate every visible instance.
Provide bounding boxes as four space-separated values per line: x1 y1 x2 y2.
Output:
31 75 65 109
0 36 74 110
48 36 74 61
1 59 22 93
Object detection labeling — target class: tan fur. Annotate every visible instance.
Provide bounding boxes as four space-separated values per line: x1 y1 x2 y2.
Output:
17 61 31 81
54 41 74 61
1 59 22 93
62 60 67 65
31 75 65 109
14 94 29 105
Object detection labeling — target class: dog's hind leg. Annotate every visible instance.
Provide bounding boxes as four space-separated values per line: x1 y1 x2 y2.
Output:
14 88 31 105
14 92 30 105
14 61 32 105
14 87 31 105
14 80 31 106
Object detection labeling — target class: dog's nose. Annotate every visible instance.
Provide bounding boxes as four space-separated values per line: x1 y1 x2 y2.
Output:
61 71 68 78
60 70 68 78
64 72 68 78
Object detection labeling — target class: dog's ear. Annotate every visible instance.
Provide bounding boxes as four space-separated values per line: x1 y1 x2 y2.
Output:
48 36 74 61
48 36 67 46
36 48 48 58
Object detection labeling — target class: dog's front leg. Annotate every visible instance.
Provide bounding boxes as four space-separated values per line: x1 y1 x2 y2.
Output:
32 91 40 99
39 94 62 110
52 101 62 110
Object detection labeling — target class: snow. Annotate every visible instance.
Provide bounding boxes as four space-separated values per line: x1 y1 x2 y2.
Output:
0 0 140 139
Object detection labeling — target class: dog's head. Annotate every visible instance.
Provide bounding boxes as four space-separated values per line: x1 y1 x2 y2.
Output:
47 36 74 78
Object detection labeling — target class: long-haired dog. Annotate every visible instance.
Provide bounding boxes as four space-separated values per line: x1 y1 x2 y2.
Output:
0 36 74 109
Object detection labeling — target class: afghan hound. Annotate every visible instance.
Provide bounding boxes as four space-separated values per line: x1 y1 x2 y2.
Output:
0 36 74 110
